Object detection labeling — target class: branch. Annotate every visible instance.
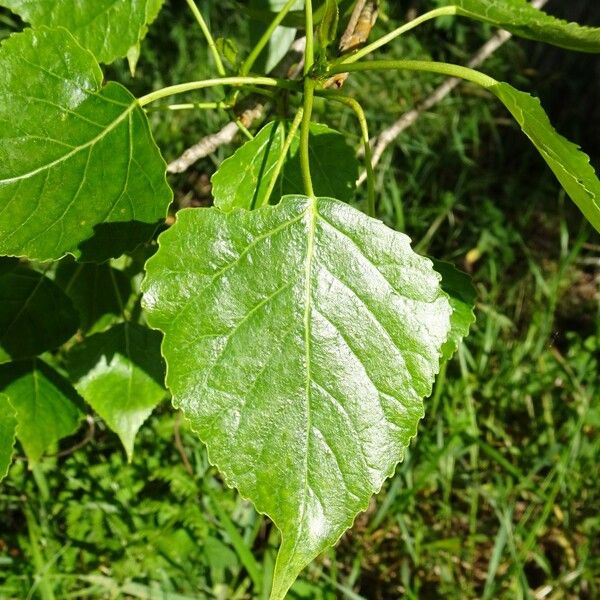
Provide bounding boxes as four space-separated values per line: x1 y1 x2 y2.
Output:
359 0 548 184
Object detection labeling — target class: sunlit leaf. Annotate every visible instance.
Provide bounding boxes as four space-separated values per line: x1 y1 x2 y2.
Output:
0 393 17 480
142 196 451 598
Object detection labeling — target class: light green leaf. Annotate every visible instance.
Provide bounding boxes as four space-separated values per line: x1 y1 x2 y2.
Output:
142 196 451 598
66 324 166 461
0 0 166 63
431 260 476 361
489 82 600 233
55 258 132 333
448 0 600 53
0 266 79 364
0 360 84 466
212 121 358 211
0 27 172 262
0 393 17 481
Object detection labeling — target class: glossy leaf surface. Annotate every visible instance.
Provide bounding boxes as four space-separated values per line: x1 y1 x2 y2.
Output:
432 260 476 361
0 360 84 465
0 393 17 480
142 196 451 598
66 324 166 461
212 122 358 211
449 0 600 53
490 82 600 233
0 0 165 63
0 266 79 364
0 27 172 261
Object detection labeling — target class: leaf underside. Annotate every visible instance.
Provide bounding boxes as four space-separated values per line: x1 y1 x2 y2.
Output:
66 323 166 461
0 0 166 63
142 196 451 598
0 360 84 466
0 27 172 262
449 0 600 53
0 393 17 481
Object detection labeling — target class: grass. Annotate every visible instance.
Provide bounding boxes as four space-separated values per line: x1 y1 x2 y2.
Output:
1 0 599 598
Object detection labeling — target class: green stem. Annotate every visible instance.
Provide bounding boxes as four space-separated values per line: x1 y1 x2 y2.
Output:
137 76 296 107
260 108 305 208
321 93 376 217
304 0 315 75
241 0 299 75
185 0 226 76
300 78 316 197
334 6 458 65
328 60 498 88
144 100 232 112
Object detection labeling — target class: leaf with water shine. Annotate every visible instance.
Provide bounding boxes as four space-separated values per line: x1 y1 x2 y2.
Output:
448 0 600 53
432 260 476 361
0 0 165 64
212 121 358 211
142 196 451 598
0 27 172 262
0 266 79 364
489 82 600 233
0 394 17 481
0 360 84 466
66 323 166 461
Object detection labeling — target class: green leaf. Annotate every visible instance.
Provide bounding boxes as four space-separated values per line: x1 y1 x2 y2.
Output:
0 393 17 481
318 0 339 52
0 27 172 262
212 121 358 211
489 82 600 233
0 0 166 63
0 266 79 364
0 360 84 466
431 260 476 361
249 0 304 72
55 258 132 333
142 196 451 598
448 0 600 53
66 324 166 461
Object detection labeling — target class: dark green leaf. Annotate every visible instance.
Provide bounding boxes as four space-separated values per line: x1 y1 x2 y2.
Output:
0 0 166 63
55 258 132 333
431 260 476 361
66 323 166 461
490 82 600 232
448 0 600 53
0 266 79 364
0 393 17 480
318 0 339 51
0 360 84 466
212 121 358 211
0 27 172 261
142 197 451 598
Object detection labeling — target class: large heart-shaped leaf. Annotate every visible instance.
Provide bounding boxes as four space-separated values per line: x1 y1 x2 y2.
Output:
0 393 17 480
66 323 166 461
212 121 358 211
0 0 165 64
142 196 451 598
0 266 79 364
0 27 172 261
446 0 600 53
0 360 84 466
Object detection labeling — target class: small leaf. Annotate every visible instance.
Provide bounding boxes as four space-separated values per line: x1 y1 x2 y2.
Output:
318 0 339 51
431 260 476 361
490 82 600 232
142 197 451 598
448 0 600 53
212 121 358 211
55 258 132 333
0 27 172 262
0 0 166 64
0 393 17 481
0 266 79 364
0 360 84 466
216 37 240 70
66 323 166 461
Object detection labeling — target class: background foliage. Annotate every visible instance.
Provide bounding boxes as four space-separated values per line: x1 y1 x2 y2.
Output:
0 1 599 598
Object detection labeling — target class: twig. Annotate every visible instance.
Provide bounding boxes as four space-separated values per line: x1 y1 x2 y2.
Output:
359 0 548 184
